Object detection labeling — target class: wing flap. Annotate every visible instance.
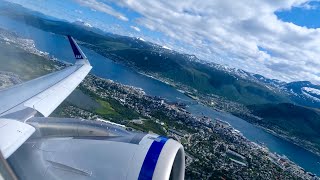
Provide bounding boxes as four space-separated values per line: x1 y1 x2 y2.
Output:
0 119 35 159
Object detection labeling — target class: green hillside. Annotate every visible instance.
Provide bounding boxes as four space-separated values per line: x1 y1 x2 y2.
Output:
248 103 320 149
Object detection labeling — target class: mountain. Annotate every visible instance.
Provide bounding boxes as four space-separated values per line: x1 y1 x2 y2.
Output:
249 76 320 108
284 81 320 108
73 20 93 28
207 63 287 92
227 68 320 108
248 103 320 152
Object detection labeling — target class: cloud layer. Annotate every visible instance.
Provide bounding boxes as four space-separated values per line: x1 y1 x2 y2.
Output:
11 0 320 83
130 25 140 32
108 0 320 83
73 0 128 21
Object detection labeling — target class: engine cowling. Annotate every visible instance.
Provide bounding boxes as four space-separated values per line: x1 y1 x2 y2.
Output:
8 117 185 180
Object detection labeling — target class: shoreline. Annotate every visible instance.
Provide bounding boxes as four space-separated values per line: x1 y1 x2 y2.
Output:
255 124 320 157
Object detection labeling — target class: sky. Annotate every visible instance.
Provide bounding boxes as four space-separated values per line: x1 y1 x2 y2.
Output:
6 0 320 84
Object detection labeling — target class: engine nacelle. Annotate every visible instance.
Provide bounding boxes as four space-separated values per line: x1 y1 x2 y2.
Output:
8 117 185 180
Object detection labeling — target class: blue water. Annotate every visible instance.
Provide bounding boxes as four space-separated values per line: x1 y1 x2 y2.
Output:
1 16 320 175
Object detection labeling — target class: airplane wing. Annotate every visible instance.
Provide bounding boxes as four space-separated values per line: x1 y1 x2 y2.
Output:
0 35 92 118
0 36 185 180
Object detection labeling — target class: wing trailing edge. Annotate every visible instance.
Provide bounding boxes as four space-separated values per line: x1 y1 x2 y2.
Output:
0 36 92 118
23 36 92 117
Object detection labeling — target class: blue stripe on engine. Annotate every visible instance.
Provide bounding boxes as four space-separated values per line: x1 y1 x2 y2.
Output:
138 136 168 180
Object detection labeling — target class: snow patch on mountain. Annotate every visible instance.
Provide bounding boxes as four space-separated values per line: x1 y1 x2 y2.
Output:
137 37 145 42
162 45 172 50
302 87 320 96
302 91 320 102
74 20 93 28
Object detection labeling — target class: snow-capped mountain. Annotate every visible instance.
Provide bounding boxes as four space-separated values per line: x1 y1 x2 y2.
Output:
303 87 320 98
236 73 320 107
73 20 93 28
130 35 320 108
284 81 320 107
189 58 320 107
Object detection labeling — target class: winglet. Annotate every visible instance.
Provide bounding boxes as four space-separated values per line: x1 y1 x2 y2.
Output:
67 35 89 64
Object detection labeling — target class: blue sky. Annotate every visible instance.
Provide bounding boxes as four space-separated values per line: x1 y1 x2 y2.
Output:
276 1 320 29
9 0 171 47
6 0 320 84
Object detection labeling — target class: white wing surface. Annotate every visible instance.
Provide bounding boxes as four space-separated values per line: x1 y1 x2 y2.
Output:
0 119 35 159
0 35 92 118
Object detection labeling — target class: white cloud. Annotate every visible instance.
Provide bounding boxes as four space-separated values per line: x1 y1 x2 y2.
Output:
74 9 83 14
73 0 128 21
112 0 320 84
130 25 140 32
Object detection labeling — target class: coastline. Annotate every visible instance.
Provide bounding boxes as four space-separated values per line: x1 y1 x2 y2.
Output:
255 124 320 157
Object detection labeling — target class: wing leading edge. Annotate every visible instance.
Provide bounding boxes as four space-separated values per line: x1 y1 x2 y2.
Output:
0 36 92 118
